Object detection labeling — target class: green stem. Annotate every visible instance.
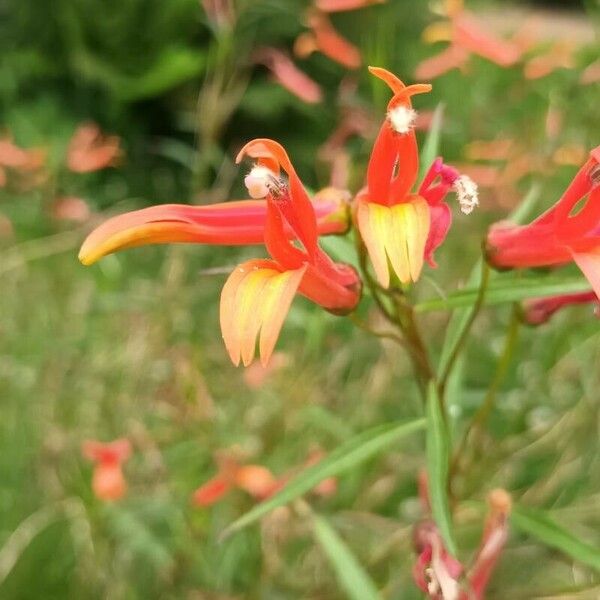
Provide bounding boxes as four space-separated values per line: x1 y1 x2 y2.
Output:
449 304 521 486
439 259 491 397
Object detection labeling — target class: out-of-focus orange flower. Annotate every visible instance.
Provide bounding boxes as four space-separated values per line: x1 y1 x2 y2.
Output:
295 11 361 70
524 42 574 80
253 48 323 104
0 137 46 171
52 197 92 223
193 451 277 507
0 166 5 188
315 0 385 11
82 439 131 502
67 123 121 173
581 59 600 85
416 0 521 80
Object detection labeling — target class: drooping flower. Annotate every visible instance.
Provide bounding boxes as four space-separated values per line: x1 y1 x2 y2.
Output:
223 138 360 365
486 146 600 298
67 123 121 173
522 290 599 325
356 67 477 287
415 0 521 80
82 439 131 501
78 191 349 266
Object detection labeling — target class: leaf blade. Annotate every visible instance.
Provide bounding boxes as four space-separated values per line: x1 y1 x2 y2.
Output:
312 514 381 600
511 505 600 573
426 382 457 556
222 418 426 538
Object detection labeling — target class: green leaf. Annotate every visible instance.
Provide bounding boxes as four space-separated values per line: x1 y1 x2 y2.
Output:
222 419 426 538
512 505 600 573
416 276 591 313
418 103 444 181
312 514 381 600
426 382 457 556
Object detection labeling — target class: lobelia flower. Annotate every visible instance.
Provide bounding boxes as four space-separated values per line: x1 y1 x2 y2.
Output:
356 66 478 288
223 139 361 366
522 291 599 326
78 189 349 266
412 487 511 599
82 439 132 502
193 452 277 507
486 146 600 299
415 0 521 80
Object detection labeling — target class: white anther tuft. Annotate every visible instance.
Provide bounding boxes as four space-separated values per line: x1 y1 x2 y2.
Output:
244 165 278 199
388 105 417 134
453 174 479 215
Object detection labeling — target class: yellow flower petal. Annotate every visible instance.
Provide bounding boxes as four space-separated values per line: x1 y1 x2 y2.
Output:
357 198 430 288
220 260 305 366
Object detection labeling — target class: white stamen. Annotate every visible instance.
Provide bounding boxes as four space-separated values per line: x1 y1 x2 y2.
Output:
388 106 417 134
244 165 279 199
453 174 479 215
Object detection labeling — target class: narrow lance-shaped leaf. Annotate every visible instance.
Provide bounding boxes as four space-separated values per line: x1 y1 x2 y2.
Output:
415 276 592 313
221 418 426 538
426 382 457 556
511 505 600 573
418 103 445 182
312 514 381 600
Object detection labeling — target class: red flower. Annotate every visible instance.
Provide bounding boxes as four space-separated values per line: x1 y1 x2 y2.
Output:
486 146 600 299
356 67 477 287
314 0 385 11
82 439 131 502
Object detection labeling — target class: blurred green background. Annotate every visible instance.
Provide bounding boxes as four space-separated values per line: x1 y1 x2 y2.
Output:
1 0 599 598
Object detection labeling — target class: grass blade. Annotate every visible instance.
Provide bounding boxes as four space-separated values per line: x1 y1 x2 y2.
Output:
512 505 600 573
312 514 381 600
415 276 591 313
418 103 444 181
221 418 426 539
426 382 457 556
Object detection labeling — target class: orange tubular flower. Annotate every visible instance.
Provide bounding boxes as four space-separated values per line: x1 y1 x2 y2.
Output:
224 139 360 366
82 439 131 502
78 192 349 266
356 67 476 288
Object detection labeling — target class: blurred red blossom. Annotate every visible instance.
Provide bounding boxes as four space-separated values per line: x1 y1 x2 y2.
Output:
52 197 92 223
82 438 132 501
315 0 385 11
